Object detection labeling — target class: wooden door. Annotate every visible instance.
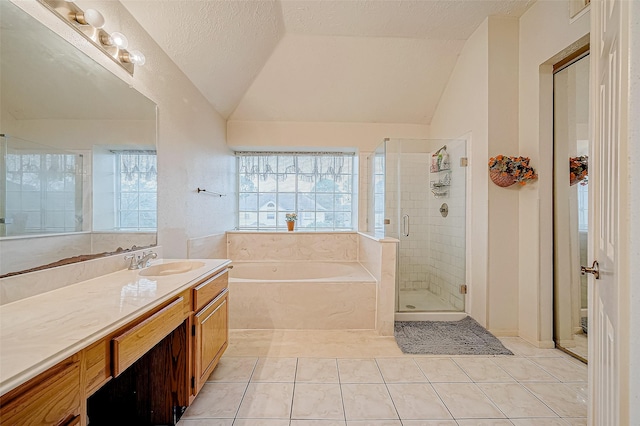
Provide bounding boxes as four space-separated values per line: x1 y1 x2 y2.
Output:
589 0 629 423
193 289 229 395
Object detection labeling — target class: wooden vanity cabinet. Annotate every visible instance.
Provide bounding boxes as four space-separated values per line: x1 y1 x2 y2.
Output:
1 263 230 426
191 268 229 397
0 355 81 426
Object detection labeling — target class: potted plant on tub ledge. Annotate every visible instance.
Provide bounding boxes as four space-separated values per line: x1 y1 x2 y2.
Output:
285 213 298 231
488 155 538 187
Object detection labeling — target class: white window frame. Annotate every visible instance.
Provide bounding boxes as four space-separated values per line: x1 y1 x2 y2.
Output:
236 152 357 231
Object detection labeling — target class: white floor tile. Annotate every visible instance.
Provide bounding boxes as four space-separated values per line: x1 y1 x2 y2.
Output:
431 383 505 419
291 383 345 420
510 419 570 425
530 358 587 383
491 357 559 383
182 383 247 419
376 358 427 383
477 383 558 418
184 334 592 426
236 382 295 419
341 383 398 420
414 358 471 382
251 358 298 382
562 418 587 426
296 358 340 383
208 357 258 383
386 383 452 420
178 420 234 426
453 358 515 383
233 420 290 426
524 383 588 418
337 359 384 383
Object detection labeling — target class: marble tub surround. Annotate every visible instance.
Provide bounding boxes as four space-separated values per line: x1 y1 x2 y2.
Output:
0 246 164 305
188 233 227 259
0 257 229 395
229 279 376 329
229 262 377 329
358 233 399 336
226 231 398 335
227 231 359 262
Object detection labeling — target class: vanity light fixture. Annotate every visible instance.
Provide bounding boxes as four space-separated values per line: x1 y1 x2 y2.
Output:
121 50 146 66
71 8 105 28
36 0 145 75
100 31 128 49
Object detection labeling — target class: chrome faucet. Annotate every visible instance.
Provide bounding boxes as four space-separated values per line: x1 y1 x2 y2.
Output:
124 250 158 270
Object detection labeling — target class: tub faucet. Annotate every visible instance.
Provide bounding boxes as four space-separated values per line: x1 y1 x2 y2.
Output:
124 250 158 270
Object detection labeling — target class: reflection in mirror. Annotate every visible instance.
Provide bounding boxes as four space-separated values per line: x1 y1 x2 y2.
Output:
1 135 84 236
0 0 157 276
553 52 590 362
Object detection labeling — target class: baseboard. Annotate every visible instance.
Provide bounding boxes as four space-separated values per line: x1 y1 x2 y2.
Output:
488 329 520 337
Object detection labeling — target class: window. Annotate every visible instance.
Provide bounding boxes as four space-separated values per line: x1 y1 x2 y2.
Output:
115 151 157 230
237 153 356 231
4 149 83 235
93 149 157 231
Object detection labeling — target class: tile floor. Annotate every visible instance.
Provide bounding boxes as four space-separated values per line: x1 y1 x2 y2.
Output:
178 331 588 426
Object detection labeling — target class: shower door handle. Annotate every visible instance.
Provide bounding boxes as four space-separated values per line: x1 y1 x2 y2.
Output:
402 214 410 237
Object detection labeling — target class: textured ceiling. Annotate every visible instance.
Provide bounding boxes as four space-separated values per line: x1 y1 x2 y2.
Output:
122 0 534 124
120 0 285 118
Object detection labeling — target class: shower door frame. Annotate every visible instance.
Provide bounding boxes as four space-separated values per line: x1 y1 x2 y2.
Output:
385 138 470 320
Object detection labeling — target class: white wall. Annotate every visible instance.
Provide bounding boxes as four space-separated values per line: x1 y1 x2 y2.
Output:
518 1 589 346
430 17 521 334
11 0 237 260
429 19 491 328
227 120 429 152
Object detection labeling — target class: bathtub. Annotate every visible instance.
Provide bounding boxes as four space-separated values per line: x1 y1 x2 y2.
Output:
229 261 377 330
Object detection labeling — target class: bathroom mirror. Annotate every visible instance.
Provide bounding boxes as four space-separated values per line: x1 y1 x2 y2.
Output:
0 0 157 276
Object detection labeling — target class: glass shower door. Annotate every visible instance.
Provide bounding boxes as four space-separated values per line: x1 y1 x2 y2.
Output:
385 138 467 313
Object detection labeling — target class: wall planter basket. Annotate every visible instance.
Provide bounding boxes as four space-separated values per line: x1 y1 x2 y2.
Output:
490 170 517 187
488 155 538 187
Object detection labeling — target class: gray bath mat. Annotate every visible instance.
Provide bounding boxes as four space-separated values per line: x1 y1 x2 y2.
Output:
394 317 513 355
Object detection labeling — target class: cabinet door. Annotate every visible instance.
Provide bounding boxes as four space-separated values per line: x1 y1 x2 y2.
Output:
193 289 228 395
0 357 80 426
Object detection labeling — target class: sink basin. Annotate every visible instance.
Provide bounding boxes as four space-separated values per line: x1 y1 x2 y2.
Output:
138 261 205 277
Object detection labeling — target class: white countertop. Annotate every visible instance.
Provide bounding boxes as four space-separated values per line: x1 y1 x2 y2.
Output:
0 258 231 395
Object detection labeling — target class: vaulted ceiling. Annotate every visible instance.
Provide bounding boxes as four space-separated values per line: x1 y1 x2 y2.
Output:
121 0 534 125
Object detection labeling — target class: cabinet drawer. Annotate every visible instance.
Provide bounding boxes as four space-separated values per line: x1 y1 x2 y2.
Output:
112 297 185 377
84 339 110 396
193 268 228 312
0 357 80 426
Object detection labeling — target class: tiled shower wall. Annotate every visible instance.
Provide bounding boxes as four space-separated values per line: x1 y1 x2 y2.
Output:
426 143 466 310
389 145 466 311
395 153 430 291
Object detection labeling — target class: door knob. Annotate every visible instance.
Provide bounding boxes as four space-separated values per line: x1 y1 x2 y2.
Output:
581 260 600 279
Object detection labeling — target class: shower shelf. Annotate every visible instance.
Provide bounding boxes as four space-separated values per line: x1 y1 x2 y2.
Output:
431 188 449 198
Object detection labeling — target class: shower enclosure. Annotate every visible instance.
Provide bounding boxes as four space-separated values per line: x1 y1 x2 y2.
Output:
370 138 467 317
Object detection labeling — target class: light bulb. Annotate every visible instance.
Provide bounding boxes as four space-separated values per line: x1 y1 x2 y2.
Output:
101 31 129 49
127 50 146 66
110 32 128 49
74 8 105 28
